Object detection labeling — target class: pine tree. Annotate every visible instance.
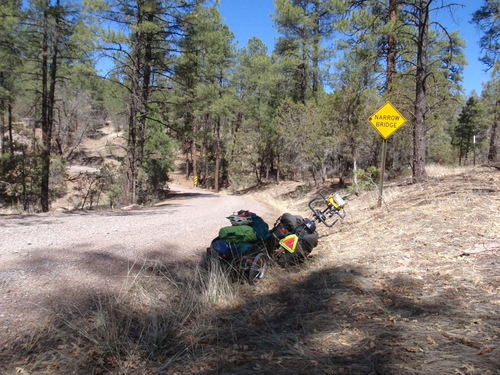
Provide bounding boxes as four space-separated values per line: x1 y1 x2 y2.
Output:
328 47 384 182
338 0 466 179
411 0 430 181
22 0 82 212
96 0 198 203
481 79 499 162
0 0 22 156
472 0 499 72
453 96 486 165
473 0 499 162
272 0 335 103
172 4 235 192
232 37 279 184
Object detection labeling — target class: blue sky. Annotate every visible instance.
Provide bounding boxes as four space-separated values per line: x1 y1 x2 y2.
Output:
218 0 491 96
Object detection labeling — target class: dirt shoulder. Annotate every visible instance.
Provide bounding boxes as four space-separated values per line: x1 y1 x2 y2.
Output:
305 166 500 374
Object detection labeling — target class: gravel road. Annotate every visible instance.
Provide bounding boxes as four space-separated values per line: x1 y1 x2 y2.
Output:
0 185 278 346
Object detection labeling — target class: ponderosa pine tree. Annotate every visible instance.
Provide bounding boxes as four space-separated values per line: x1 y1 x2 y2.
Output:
473 0 499 162
173 4 235 192
472 0 499 71
328 47 383 183
407 0 470 180
480 79 499 162
232 37 280 184
0 0 22 157
194 6 235 192
22 0 81 212
337 1 466 178
453 96 486 165
171 7 201 184
272 0 335 104
96 0 199 203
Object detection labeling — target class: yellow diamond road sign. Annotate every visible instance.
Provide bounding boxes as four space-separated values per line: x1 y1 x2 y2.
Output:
368 102 407 139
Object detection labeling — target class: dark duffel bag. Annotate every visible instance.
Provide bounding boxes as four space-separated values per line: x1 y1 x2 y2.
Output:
271 213 303 238
295 224 318 253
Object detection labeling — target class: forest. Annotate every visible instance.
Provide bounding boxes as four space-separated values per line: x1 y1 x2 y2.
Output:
0 0 498 212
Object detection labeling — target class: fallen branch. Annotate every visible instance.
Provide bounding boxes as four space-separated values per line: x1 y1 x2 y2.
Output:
459 242 500 256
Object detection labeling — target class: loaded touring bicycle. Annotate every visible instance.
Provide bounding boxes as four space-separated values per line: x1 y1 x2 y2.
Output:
203 190 346 285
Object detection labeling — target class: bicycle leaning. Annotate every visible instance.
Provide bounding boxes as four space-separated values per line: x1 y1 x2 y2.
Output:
202 190 347 286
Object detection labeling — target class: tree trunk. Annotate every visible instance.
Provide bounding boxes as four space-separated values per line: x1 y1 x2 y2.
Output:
8 104 14 155
39 0 62 212
126 19 142 204
191 120 198 186
20 149 27 210
353 158 359 194
458 141 463 166
184 112 193 180
40 7 50 212
413 0 429 182
299 62 307 105
0 75 4 156
312 0 320 102
135 10 154 203
126 68 139 204
184 140 190 179
465 132 472 165
387 0 397 93
6 103 12 155
488 99 499 162
276 154 281 183
214 118 221 193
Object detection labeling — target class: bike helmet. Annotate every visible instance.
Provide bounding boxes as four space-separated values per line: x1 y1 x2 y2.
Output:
227 210 253 225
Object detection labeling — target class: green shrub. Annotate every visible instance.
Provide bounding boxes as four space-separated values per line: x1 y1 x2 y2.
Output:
348 166 379 194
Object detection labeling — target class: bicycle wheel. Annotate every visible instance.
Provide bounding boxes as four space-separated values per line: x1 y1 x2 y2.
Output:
247 252 268 286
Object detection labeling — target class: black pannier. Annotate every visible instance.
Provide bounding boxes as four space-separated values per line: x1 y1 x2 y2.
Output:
271 213 319 265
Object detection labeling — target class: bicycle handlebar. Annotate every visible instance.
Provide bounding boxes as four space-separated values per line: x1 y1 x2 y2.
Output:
308 191 346 228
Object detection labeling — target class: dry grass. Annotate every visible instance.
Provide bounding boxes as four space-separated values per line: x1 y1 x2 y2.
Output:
425 163 475 178
1 165 499 375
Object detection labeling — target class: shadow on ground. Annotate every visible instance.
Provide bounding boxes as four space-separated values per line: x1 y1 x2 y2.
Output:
1 250 498 375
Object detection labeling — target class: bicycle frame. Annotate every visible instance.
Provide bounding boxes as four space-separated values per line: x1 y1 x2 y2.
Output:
308 190 346 228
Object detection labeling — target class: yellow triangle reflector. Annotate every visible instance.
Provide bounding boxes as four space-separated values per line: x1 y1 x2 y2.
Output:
280 234 298 253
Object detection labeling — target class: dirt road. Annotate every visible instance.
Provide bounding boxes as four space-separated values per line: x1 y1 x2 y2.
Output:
0 185 278 346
